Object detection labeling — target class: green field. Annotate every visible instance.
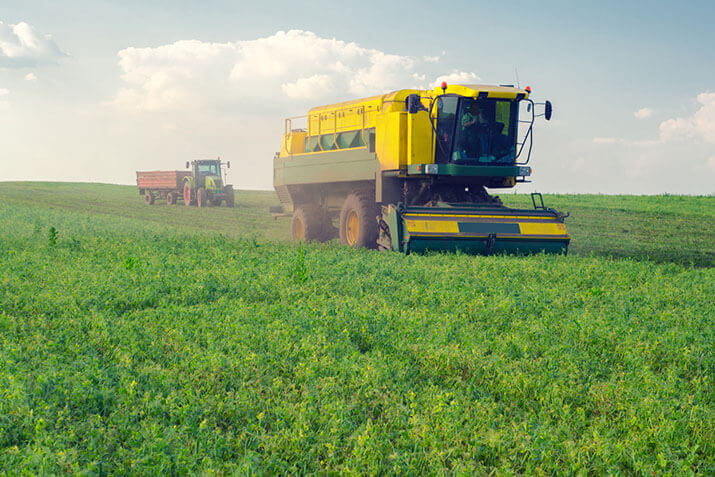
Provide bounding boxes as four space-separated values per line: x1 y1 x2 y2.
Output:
1 182 713 474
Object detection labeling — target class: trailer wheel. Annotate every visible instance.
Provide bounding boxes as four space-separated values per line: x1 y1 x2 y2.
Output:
167 192 177 205
144 192 155 205
339 192 378 248
291 204 327 242
224 185 235 207
183 182 194 206
197 188 207 208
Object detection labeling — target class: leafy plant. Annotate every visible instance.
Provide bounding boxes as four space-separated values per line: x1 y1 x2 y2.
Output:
291 245 309 283
47 226 58 246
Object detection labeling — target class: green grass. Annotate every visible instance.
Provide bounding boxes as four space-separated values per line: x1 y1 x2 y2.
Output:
1 181 712 267
0 182 713 474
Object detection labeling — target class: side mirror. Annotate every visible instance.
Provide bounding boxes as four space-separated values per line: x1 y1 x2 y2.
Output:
185 161 190 169
544 100 553 121
227 161 231 169
406 94 425 114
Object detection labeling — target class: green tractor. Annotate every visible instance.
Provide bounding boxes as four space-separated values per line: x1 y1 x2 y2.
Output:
183 158 235 208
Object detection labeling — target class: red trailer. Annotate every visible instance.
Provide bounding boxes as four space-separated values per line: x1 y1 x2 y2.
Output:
136 170 192 205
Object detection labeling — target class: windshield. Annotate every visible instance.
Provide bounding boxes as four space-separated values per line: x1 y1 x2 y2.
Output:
435 97 518 164
197 163 220 175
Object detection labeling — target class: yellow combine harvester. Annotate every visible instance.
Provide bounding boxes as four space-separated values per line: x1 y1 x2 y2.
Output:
274 83 570 254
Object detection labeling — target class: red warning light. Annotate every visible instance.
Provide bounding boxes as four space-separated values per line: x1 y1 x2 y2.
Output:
441 81 447 92
525 86 531 93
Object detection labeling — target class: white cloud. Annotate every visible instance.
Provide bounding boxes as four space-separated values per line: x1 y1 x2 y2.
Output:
0 20 65 67
281 74 334 99
584 92 715 192
593 136 621 144
659 92 715 144
634 107 653 119
112 30 478 112
434 70 480 86
24 72 37 81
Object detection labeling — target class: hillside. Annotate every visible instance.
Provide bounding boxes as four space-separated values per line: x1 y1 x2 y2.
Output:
0 182 713 474
1 181 712 267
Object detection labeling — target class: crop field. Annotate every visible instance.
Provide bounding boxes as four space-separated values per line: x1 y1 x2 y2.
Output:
0 182 713 474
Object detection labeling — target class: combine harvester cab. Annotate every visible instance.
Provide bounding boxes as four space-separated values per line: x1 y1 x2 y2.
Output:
274 82 570 255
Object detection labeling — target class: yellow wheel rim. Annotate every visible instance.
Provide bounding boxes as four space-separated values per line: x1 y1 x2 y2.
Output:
293 218 305 241
346 210 359 245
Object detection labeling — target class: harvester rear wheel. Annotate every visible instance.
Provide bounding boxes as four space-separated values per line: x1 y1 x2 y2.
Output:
224 185 235 207
197 188 207 208
339 192 378 248
183 182 194 206
144 192 155 205
167 192 177 205
291 204 326 242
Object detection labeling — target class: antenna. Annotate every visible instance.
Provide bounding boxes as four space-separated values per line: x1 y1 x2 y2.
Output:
514 67 521 89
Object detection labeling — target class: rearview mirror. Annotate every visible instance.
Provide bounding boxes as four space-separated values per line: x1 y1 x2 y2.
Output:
227 161 231 169
406 94 426 114
185 161 189 169
526 103 531 113
545 100 553 120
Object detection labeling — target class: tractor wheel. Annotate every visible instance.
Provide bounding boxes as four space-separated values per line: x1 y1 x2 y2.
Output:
224 185 235 207
339 192 378 248
144 192 155 205
197 188 207 208
291 204 327 242
211 198 222 206
167 192 177 205
183 182 194 206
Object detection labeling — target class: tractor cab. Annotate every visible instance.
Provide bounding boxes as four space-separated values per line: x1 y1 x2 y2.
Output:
183 158 234 208
435 95 519 165
425 83 552 170
188 159 224 191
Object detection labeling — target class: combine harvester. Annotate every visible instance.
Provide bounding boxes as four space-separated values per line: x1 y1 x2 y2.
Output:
274 83 570 254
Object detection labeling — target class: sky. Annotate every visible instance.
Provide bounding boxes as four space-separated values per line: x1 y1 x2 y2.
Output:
0 0 714 194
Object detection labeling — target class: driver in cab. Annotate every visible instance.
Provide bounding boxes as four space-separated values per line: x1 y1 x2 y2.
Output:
461 102 487 130
460 101 490 159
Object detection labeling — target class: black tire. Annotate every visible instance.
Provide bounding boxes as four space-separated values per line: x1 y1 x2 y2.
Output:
183 182 194 206
211 198 222 207
144 192 155 205
339 191 378 248
197 188 207 208
224 185 235 208
291 204 327 242
167 192 177 205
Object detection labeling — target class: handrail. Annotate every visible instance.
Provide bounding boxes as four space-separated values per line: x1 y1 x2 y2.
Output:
283 102 378 156
360 107 366 147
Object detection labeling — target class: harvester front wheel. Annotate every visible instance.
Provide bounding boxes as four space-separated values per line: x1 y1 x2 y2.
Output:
224 185 235 207
183 182 194 206
291 204 326 242
167 192 177 205
339 192 378 248
144 192 155 205
197 188 207 208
